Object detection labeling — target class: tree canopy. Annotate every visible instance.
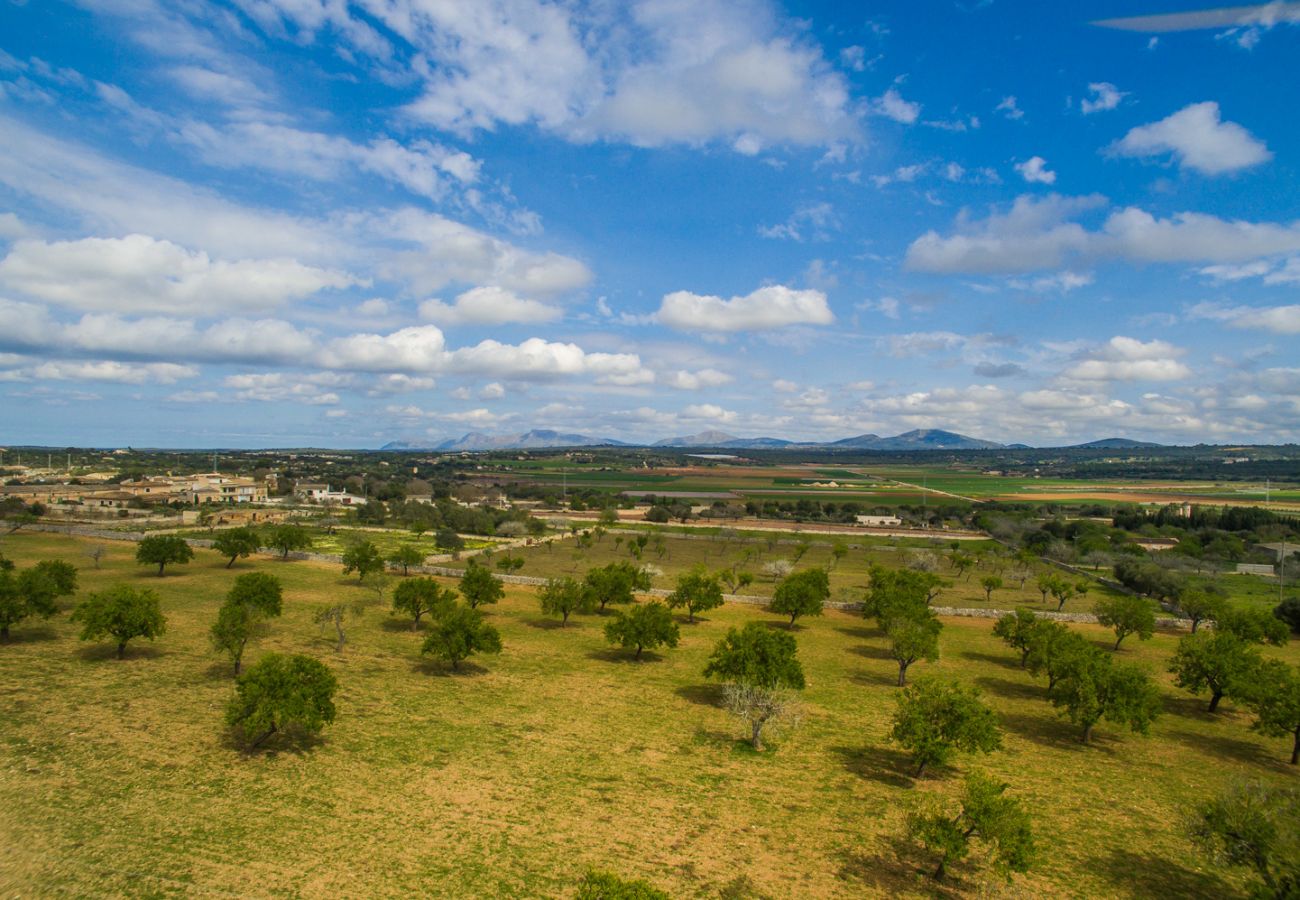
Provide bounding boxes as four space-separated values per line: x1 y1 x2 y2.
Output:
769 568 829 626
392 577 455 629
538 576 594 626
1094 594 1156 651
907 771 1035 882
583 561 650 611
212 527 260 568
890 678 1002 777
71 585 166 658
460 561 505 609
603 601 679 659
341 540 384 582
1048 648 1162 743
1169 630 1261 713
135 535 193 576
264 524 312 559
884 606 942 686
421 603 502 671
387 543 425 576
703 621 805 690
1239 659 1300 765
0 564 63 640
225 652 338 750
666 566 724 623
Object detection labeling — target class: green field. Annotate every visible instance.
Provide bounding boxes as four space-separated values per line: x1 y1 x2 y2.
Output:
3 533 1297 897
472 530 1137 615
178 526 502 559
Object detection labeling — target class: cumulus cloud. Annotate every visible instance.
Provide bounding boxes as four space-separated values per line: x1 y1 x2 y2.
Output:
905 193 1300 274
657 285 833 332
1081 82 1126 114
1188 301 1300 334
224 372 346 404
419 286 563 326
1062 336 1192 382
0 234 358 314
23 360 197 385
253 0 858 153
1015 156 1056 184
664 368 733 390
1110 102 1272 174
871 88 920 124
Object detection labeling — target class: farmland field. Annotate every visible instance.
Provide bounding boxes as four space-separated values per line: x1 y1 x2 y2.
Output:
2 532 1297 898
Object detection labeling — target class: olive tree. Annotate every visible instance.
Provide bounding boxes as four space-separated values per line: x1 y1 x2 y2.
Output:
1190 782 1300 896
392 577 455 630
387 543 425 576
666 566 724 623
769 568 829 626
907 771 1035 883
135 534 193 576
1169 630 1261 713
704 622 805 751
341 540 383 582
459 561 505 609
314 598 368 652
890 678 1002 777
1178 589 1227 633
421 604 502 671
604 601 679 659
225 653 337 750
32 559 77 597
212 527 260 568
1094 594 1156 651
885 607 942 686
265 523 311 560
1217 606 1290 647
1048 648 1161 743
583 561 650 612
992 609 1040 667
71 585 166 658
211 572 284 675
1240 659 1300 765
0 566 60 640
539 575 594 625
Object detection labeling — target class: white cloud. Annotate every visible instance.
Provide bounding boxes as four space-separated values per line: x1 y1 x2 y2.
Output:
419 286 563 326
883 331 967 358
0 213 26 241
871 88 920 124
0 234 358 314
1015 156 1056 185
1008 271 1094 293
995 96 1023 120
657 285 833 332
223 372 346 404
906 193 1300 273
1080 82 1126 114
1188 302 1300 334
27 360 197 385
479 381 506 399
1062 336 1192 382
664 368 733 390
1110 102 1272 174
757 202 837 241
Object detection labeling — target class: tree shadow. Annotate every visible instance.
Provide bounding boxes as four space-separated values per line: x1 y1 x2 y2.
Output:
837 833 960 896
850 670 902 689
675 683 724 708
522 617 572 630
410 658 490 677
1 625 59 644
203 660 237 681
1096 847 1234 899
974 675 1043 702
761 619 803 631
959 649 1021 671
837 624 880 640
849 643 894 661
997 711 1111 753
1164 728 1289 769
381 617 424 633
75 642 166 661
586 648 666 663
830 744 915 788
220 724 327 757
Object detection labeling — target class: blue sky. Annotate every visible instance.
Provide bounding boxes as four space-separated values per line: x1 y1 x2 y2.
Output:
0 0 1297 448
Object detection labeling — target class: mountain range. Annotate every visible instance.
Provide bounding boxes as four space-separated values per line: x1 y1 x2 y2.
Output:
380 429 1160 452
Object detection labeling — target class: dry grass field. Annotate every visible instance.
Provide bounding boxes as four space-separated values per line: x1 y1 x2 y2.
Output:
1 532 1296 898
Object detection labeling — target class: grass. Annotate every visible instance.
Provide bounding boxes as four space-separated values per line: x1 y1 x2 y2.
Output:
1 532 1297 898
177 526 501 558
467 531 1135 615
